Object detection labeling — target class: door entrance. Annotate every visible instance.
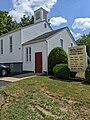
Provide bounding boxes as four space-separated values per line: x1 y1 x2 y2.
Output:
35 52 42 73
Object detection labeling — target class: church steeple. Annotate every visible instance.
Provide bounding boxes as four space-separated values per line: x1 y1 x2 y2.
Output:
34 7 48 23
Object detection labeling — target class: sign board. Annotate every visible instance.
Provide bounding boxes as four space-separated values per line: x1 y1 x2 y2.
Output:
68 45 87 72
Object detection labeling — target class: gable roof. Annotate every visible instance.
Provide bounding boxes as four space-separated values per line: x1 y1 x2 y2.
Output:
23 27 70 45
34 7 48 13
0 20 52 38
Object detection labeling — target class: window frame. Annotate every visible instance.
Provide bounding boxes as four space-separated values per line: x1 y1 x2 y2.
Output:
43 11 47 20
29 47 31 62
26 48 28 62
36 11 41 20
26 47 31 62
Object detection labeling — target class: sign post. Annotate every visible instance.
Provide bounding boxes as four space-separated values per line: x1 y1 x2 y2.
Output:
68 45 87 73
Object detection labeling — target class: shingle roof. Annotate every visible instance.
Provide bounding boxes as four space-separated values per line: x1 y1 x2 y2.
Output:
23 27 68 45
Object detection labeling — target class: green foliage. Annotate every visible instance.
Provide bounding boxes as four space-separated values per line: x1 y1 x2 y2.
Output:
19 15 34 27
85 65 90 83
76 33 90 57
0 11 18 35
76 72 85 78
88 57 90 65
48 47 68 73
53 64 70 79
0 10 34 36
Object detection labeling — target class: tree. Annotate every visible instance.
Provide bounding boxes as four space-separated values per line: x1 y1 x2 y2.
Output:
0 10 34 36
19 15 34 27
76 33 90 57
0 11 18 35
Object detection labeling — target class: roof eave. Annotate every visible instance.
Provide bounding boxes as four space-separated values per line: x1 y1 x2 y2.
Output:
46 27 68 40
22 39 46 46
0 20 51 38
0 28 21 38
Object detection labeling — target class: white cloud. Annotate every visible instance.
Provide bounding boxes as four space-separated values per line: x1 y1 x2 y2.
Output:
72 18 90 31
70 30 81 39
9 0 57 22
50 17 67 26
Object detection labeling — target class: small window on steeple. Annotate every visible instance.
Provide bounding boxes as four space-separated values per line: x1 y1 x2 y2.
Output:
43 11 47 20
36 11 41 20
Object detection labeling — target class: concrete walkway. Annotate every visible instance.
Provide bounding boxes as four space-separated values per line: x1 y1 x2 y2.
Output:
0 73 43 88
0 73 41 82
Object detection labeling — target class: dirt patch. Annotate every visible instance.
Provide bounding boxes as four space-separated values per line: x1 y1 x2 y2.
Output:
0 94 4 107
36 105 62 119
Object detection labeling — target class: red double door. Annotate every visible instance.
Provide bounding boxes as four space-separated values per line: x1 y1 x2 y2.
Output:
35 52 42 73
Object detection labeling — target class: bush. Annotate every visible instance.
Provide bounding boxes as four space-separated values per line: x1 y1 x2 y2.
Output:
53 64 70 79
48 47 68 74
88 57 90 65
85 65 90 83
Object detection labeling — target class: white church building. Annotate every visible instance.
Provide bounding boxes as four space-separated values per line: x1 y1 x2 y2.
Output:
0 8 77 73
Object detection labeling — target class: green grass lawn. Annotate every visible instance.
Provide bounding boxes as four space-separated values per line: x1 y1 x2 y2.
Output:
0 75 90 120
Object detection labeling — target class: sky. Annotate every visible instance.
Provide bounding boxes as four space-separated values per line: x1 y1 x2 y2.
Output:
0 0 90 40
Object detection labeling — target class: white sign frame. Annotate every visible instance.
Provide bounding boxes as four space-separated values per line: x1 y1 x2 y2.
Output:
68 45 87 72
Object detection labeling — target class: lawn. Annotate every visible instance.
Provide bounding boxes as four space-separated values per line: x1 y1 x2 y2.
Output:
0 75 90 120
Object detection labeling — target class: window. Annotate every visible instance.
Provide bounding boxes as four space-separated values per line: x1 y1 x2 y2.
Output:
44 23 47 28
60 39 63 48
10 36 13 52
1 39 3 54
26 47 31 62
71 43 73 47
29 47 31 62
43 11 47 20
36 11 41 20
26 48 28 62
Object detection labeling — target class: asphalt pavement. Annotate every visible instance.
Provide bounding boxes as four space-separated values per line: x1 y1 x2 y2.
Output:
0 80 11 88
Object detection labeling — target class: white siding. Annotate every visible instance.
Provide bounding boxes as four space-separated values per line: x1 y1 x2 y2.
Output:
23 41 47 72
0 31 22 63
21 21 51 44
0 21 51 65
47 29 76 55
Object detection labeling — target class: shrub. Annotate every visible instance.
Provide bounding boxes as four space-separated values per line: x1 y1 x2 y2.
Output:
88 57 90 65
53 64 70 79
85 65 90 83
48 47 68 74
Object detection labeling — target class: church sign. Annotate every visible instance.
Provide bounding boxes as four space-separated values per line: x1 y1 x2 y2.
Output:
68 45 87 72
